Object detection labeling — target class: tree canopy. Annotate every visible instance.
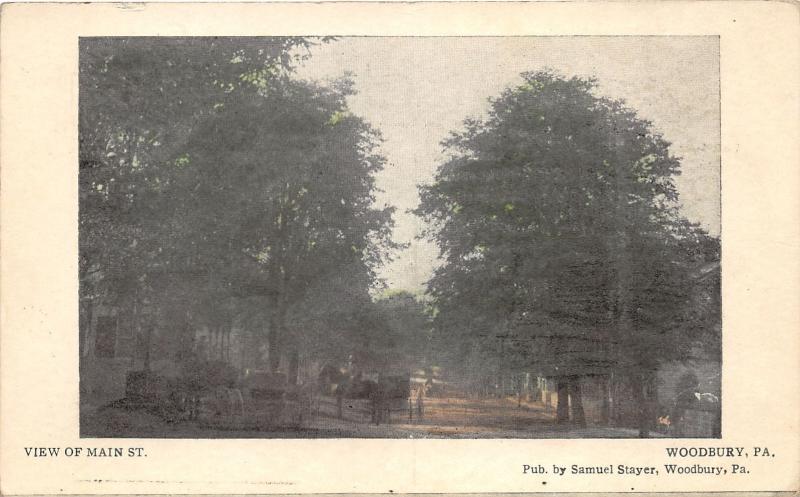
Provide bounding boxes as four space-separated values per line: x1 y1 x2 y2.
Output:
79 37 396 376
417 71 720 402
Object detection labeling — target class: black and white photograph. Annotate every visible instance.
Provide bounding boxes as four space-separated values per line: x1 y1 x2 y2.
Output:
79 36 721 439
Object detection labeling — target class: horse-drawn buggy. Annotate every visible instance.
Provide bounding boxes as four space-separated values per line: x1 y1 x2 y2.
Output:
121 361 312 432
370 373 411 424
322 368 411 425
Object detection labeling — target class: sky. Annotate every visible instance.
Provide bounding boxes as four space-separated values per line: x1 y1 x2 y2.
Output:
293 37 721 293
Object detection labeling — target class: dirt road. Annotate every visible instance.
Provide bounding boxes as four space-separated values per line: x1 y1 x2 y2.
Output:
82 394 658 438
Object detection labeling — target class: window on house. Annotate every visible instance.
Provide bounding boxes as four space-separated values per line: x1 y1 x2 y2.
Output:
94 316 117 358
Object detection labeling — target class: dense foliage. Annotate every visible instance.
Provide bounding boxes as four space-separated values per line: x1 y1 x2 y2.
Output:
417 71 720 431
79 38 395 377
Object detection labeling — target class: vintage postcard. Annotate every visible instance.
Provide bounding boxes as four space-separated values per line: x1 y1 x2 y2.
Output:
0 2 798 495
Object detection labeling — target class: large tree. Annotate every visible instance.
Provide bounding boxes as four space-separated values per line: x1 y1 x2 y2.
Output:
79 37 314 363
417 71 720 434
173 76 395 379
79 38 396 385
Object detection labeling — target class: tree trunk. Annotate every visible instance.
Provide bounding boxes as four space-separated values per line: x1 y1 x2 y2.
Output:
288 350 300 386
599 374 611 425
632 373 651 438
568 376 586 426
267 284 288 373
224 327 229 362
178 317 193 361
556 378 570 423
79 296 94 377
239 329 248 376
267 325 280 373
223 328 227 361
219 326 225 361
143 325 153 372
220 326 226 362
643 370 658 437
